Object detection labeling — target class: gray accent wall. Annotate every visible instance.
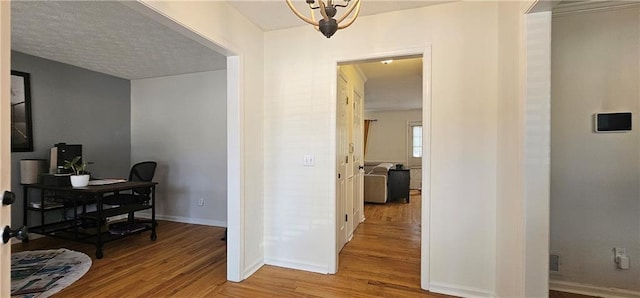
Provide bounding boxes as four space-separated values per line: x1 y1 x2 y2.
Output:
11 51 131 227
551 7 640 291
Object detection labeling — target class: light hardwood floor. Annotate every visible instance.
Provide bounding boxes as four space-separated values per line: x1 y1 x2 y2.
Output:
12 191 590 297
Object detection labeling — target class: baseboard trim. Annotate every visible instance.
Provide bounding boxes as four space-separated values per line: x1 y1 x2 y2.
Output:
137 213 226 227
243 259 264 279
429 281 494 298
550 280 640 298
264 257 329 275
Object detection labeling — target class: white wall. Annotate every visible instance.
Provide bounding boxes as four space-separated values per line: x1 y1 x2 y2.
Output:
129 1 545 294
138 1 265 281
551 7 640 292
264 2 498 296
131 70 227 226
495 1 528 297
364 109 422 166
365 71 422 111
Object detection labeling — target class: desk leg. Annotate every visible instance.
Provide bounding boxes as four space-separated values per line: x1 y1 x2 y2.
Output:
39 190 45 234
150 185 157 241
95 193 104 259
22 186 30 243
74 194 78 240
22 186 28 227
96 245 103 259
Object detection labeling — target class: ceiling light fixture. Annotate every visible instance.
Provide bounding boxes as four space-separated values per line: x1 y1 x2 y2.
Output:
286 0 361 38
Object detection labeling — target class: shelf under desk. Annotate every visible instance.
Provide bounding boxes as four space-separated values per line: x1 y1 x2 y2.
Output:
22 181 158 259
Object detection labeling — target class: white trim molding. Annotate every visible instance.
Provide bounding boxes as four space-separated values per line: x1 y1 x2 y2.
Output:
523 10 552 297
429 281 495 298
550 280 640 298
553 1 640 17
264 257 330 275
244 259 265 278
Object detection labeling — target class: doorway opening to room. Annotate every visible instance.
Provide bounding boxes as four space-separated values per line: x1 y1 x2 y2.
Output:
335 55 426 287
4 1 242 287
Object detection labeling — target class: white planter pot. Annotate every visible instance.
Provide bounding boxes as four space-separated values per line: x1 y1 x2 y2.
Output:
70 174 90 187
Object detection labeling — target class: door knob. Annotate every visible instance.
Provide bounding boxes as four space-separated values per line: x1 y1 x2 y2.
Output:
2 191 15 205
3 226 29 244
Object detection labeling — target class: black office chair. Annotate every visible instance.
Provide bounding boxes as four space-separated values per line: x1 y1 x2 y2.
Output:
103 161 157 224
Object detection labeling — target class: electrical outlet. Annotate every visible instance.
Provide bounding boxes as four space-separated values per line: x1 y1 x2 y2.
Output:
614 248 627 258
550 254 560 273
614 247 630 270
197 198 205 206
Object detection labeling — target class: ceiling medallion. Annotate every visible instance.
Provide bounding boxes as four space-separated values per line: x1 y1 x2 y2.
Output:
286 0 361 38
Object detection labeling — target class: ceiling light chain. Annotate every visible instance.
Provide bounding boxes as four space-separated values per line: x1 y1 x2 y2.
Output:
286 0 361 38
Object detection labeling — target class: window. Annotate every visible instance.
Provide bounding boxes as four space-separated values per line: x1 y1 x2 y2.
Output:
412 125 422 158
408 122 422 168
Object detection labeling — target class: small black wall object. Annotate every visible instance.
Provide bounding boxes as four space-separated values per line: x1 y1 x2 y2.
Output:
595 112 632 132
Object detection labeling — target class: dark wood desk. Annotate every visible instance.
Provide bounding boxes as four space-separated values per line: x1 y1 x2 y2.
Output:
23 181 157 259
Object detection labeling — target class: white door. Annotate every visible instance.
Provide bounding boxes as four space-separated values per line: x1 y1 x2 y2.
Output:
345 81 354 241
352 90 364 226
1 2 12 295
336 72 348 253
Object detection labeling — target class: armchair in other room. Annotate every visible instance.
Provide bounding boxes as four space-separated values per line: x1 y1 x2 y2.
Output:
364 163 393 203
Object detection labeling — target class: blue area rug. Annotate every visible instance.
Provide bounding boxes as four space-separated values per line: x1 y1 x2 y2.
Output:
11 248 92 298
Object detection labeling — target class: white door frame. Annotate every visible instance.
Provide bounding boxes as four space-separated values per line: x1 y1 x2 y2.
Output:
121 2 246 282
225 55 244 282
1 1 12 296
121 1 247 282
523 2 553 296
331 45 432 289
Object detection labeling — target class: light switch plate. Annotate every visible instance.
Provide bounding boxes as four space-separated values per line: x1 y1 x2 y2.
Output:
303 154 315 167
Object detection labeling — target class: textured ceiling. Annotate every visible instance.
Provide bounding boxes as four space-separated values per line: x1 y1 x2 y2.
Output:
11 1 227 80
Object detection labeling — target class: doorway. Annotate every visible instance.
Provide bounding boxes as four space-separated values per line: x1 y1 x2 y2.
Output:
335 53 429 288
1 1 245 288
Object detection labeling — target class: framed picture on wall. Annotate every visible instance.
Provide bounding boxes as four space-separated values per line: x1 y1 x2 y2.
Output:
11 71 33 152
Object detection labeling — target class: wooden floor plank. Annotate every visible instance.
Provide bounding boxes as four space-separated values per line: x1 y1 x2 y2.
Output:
12 191 588 297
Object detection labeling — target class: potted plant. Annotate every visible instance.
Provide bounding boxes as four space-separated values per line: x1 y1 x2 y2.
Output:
63 156 90 187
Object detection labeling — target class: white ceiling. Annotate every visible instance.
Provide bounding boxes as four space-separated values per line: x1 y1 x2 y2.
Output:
354 57 423 111
227 0 449 31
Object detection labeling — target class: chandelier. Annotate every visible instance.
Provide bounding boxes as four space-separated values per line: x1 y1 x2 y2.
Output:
286 0 361 38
